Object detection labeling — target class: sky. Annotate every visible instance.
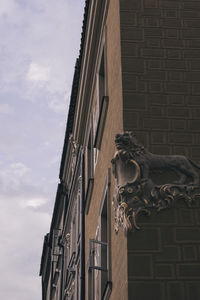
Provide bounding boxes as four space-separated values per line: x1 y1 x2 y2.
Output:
0 0 85 299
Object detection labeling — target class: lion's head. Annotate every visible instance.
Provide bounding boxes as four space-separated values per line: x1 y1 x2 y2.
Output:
114 132 144 155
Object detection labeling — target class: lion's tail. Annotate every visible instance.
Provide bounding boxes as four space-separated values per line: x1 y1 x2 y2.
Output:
189 159 200 169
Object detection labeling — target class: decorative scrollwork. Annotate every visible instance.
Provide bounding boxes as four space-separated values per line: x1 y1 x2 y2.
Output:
69 134 78 174
111 132 200 234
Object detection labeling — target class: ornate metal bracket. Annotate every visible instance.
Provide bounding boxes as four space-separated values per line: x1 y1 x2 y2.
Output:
111 132 200 234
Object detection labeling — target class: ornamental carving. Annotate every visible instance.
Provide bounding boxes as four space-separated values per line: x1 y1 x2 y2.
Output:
111 132 200 234
69 134 78 174
65 233 71 248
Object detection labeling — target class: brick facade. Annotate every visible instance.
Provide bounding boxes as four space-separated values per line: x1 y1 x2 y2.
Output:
128 200 200 300
120 0 200 160
120 0 200 298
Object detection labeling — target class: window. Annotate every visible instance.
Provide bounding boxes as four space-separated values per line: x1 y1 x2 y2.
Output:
93 48 109 151
94 96 109 150
64 187 81 299
64 252 76 300
93 49 105 141
51 229 62 299
98 49 105 113
88 239 108 300
85 128 94 214
71 204 77 254
86 130 94 182
100 196 108 297
88 170 112 300
85 43 108 214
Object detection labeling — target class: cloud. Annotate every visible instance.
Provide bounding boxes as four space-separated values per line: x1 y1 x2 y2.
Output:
20 196 48 208
0 162 53 299
48 154 60 166
8 162 30 176
0 103 14 114
48 97 67 113
0 0 84 101
0 162 30 192
0 0 16 17
27 62 50 81
0 192 51 299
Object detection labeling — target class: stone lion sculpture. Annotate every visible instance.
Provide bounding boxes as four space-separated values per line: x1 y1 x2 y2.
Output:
112 132 200 185
111 132 200 233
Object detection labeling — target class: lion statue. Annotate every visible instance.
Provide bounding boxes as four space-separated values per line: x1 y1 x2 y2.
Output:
112 132 200 185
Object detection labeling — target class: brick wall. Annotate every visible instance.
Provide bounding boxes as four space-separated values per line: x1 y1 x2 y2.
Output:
120 0 200 161
85 0 128 299
119 0 200 299
128 199 200 300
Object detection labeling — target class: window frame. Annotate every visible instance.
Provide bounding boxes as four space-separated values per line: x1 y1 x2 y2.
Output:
93 44 108 151
94 95 109 150
87 169 112 300
85 125 95 214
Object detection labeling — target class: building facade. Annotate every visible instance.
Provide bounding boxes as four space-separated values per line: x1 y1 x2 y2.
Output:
40 0 200 299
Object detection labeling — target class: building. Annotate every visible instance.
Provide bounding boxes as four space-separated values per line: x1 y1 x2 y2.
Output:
40 0 200 299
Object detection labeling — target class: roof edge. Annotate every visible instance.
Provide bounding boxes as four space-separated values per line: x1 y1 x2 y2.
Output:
59 0 90 180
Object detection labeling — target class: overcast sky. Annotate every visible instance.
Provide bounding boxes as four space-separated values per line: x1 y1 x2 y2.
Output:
0 0 84 299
